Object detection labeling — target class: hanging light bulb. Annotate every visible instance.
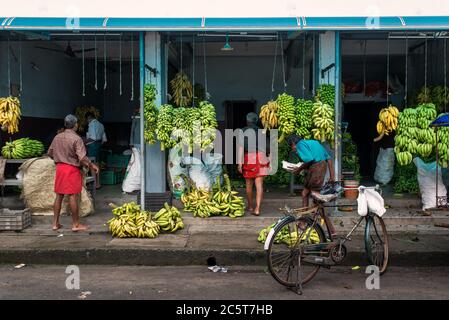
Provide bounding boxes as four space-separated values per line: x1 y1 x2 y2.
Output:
221 33 233 51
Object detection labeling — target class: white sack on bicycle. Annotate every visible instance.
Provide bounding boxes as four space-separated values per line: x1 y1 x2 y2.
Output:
357 187 386 217
357 192 368 216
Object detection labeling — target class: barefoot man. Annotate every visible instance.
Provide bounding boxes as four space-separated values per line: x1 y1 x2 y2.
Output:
48 114 99 232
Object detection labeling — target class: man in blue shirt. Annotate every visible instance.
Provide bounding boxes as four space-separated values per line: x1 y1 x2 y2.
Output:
287 135 335 208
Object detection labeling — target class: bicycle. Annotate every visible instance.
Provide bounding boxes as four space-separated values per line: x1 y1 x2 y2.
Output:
265 185 389 294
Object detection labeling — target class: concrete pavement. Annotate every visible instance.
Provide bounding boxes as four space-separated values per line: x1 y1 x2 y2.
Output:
1 265 448 300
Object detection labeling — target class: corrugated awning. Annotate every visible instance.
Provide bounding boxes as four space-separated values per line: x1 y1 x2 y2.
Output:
302 17 405 30
106 18 203 30
1 17 106 30
203 18 300 30
1 16 449 31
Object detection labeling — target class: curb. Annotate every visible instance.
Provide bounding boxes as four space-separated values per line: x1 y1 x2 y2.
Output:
1 247 448 267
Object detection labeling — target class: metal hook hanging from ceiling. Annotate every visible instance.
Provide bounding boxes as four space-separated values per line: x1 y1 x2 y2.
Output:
82 35 85 97
119 34 122 96
445 37 447 112
203 33 208 99
405 32 409 107
302 32 306 99
7 36 11 96
94 35 98 91
425 34 428 100
192 34 195 107
280 34 287 92
270 34 279 100
104 34 107 90
131 36 134 101
19 37 22 96
386 33 390 106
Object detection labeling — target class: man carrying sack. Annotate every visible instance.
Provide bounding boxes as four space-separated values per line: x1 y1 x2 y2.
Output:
48 114 99 232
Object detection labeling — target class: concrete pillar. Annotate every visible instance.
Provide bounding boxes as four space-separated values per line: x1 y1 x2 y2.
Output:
144 32 166 193
318 31 337 86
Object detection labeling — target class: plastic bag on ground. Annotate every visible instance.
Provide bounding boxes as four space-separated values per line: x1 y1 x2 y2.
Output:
122 147 141 193
374 148 395 185
167 146 189 198
414 157 447 210
183 156 212 191
203 153 223 186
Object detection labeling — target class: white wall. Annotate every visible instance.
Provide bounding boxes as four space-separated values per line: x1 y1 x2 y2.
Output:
194 54 312 121
0 40 83 118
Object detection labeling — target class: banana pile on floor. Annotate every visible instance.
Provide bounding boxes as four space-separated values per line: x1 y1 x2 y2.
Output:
276 93 297 142
74 106 100 132
311 101 334 144
374 105 399 141
1 138 45 159
170 72 193 107
315 84 336 107
144 84 158 144
258 224 321 246
296 99 314 139
108 202 184 238
0 96 21 134
181 174 245 218
395 104 440 166
153 203 184 232
259 100 279 130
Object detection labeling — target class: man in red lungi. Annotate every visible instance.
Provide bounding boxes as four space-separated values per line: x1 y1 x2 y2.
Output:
48 114 99 232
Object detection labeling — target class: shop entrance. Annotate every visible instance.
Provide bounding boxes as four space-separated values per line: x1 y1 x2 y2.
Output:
224 100 257 130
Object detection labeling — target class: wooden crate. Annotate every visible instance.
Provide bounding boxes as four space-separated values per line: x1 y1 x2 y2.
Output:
0 208 31 231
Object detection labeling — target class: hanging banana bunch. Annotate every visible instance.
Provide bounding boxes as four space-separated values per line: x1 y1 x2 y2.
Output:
170 72 193 107
259 101 279 130
374 105 399 142
0 96 21 134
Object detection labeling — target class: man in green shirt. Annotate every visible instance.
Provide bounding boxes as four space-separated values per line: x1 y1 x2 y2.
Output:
287 135 335 207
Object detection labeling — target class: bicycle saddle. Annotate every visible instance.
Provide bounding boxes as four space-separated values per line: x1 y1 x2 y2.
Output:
311 191 338 203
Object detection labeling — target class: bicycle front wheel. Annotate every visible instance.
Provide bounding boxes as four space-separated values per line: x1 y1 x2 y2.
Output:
267 217 326 288
364 214 389 274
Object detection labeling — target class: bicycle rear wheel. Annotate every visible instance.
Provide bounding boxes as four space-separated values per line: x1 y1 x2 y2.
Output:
365 214 389 274
267 217 326 288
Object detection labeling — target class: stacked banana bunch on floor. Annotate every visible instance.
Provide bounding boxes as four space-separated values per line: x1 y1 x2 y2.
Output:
296 99 314 139
258 224 321 247
259 100 279 130
170 72 193 107
108 202 160 238
374 105 399 142
144 84 158 144
311 101 334 144
181 174 245 218
0 96 21 134
276 93 297 142
153 203 185 232
1 138 45 159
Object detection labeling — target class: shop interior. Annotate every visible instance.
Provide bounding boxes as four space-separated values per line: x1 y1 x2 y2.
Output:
341 31 449 180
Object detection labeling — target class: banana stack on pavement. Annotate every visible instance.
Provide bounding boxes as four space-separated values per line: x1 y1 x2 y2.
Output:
153 203 185 232
108 202 160 238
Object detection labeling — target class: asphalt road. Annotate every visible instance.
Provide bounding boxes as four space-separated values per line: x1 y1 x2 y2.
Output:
0 265 448 300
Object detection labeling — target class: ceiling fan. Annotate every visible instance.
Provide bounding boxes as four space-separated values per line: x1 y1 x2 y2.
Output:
34 41 96 58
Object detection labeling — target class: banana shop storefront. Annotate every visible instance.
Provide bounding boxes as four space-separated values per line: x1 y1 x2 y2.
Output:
2 0 449 216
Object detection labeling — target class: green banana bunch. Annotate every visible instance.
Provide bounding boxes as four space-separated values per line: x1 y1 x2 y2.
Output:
295 99 313 139
311 101 334 144
1 138 45 159
156 104 175 150
143 84 158 144
437 125 449 168
153 203 185 232
315 84 335 107
170 72 193 107
199 101 218 150
276 93 297 142
257 224 321 246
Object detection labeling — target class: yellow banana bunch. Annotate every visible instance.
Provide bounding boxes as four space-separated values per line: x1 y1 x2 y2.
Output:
259 101 279 130
181 174 245 218
311 101 334 144
170 72 193 107
153 203 184 232
374 105 399 141
0 96 21 134
107 202 160 238
74 106 100 132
